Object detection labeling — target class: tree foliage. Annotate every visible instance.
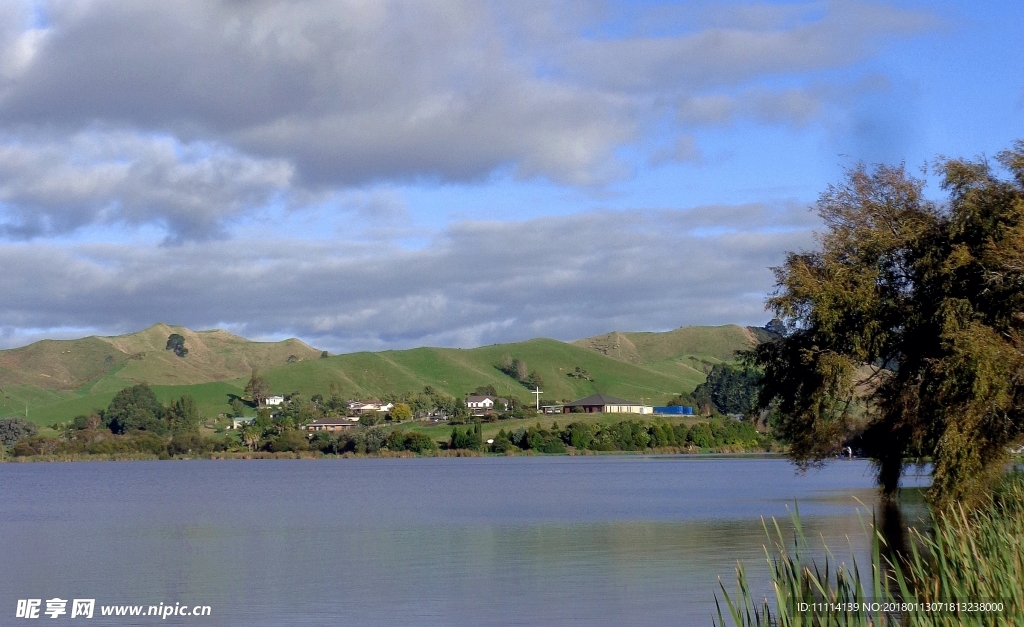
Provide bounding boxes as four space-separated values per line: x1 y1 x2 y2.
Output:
245 367 271 406
390 403 413 422
165 333 188 358
750 142 1024 506
692 364 761 416
472 385 497 397
167 395 201 435
525 370 544 390
0 417 38 446
104 383 166 434
450 423 483 450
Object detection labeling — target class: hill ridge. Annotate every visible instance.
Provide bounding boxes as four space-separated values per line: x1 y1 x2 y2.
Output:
0 324 767 425
0 324 322 392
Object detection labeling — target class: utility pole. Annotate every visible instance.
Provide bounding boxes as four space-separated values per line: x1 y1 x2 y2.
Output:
532 386 542 411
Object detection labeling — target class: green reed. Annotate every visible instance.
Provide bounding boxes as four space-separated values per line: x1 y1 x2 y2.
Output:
714 472 1024 627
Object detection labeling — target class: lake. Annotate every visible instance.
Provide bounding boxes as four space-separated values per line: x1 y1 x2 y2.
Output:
0 456 929 626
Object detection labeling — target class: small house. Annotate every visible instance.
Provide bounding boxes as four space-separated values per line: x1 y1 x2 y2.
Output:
265 395 284 406
230 417 256 429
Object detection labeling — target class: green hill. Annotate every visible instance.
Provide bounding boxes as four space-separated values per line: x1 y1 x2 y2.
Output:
0 323 322 424
0 324 763 426
571 324 764 376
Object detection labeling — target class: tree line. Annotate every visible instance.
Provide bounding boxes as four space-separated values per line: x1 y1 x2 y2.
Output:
5 384 220 458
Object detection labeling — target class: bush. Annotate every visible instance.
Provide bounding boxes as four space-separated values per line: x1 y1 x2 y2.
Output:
403 431 438 453
267 429 310 453
168 432 218 456
0 417 39 446
308 431 334 453
492 430 516 454
530 431 566 454
135 432 171 455
450 424 483 450
11 435 63 456
687 423 714 448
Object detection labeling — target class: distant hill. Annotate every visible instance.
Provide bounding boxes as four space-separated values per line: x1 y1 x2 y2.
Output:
572 324 766 372
0 324 766 426
0 323 321 391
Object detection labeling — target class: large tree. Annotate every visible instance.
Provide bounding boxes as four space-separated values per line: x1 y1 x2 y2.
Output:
167 395 201 434
245 368 271 406
692 364 761 416
165 333 188 358
751 141 1024 506
104 383 166 434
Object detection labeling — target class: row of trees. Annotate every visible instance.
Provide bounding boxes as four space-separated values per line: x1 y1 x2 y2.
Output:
478 418 770 454
496 355 544 390
237 417 770 457
2 384 215 457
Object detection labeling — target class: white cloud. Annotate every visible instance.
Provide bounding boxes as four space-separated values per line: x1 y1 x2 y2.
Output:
0 131 293 241
0 1 937 242
0 205 819 351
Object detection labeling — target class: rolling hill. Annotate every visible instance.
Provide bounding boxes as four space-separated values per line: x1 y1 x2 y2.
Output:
571 324 766 376
0 324 763 426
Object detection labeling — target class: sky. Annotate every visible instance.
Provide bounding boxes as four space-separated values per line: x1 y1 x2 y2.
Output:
0 0 1022 352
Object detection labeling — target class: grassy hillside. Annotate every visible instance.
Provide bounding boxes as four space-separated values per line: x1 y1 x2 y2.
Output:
259 338 695 410
572 324 761 364
0 323 323 425
1 324 761 426
0 323 321 393
571 324 761 379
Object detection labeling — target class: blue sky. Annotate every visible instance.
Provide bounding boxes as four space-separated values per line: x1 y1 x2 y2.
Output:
0 0 1022 351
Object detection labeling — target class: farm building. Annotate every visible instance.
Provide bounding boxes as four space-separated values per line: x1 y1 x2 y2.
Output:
305 418 359 432
562 393 652 414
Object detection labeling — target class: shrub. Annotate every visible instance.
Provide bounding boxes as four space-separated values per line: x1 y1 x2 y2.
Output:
267 429 310 453
12 435 63 456
403 431 438 453
0 417 39 446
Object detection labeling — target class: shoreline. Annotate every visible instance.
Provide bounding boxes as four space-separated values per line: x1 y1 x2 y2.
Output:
1 447 787 464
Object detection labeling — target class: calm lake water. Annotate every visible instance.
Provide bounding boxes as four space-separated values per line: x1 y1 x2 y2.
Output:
1 456 929 626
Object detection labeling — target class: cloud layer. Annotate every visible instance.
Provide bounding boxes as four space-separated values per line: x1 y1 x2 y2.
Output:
0 0 934 240
0 204 819 350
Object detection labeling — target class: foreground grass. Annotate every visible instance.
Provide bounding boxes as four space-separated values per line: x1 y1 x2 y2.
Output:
715 471 1024 626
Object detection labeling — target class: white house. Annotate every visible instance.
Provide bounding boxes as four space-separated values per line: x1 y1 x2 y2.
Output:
265 395 285 406
466 395 495 410
348 401 393 413
466 396 508 415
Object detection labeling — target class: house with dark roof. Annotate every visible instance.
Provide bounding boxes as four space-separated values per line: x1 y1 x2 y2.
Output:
562 393 652 414
305 417 359 432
